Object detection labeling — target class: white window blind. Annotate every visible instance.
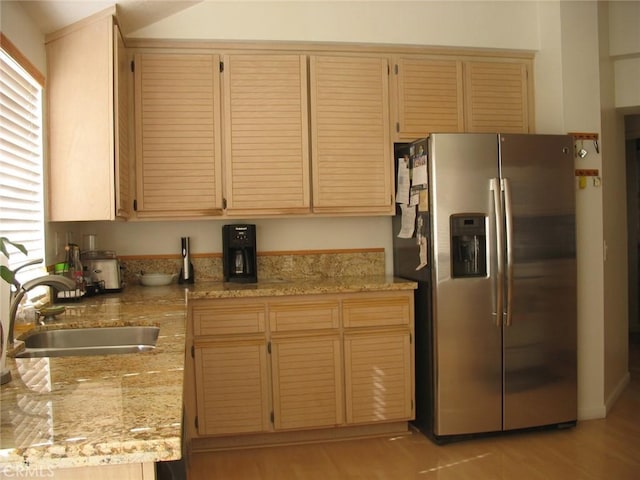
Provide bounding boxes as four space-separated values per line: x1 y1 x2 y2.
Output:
0 48 46 285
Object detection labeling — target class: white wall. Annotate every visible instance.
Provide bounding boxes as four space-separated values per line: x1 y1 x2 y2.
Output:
129 0 540 49
609 1 640 110
599 1 631 409
0 1 46 71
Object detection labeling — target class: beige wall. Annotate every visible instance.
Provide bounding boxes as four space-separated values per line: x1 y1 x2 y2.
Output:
2 0 636 422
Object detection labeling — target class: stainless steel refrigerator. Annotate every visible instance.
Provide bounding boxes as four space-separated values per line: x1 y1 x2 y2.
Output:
393 133 577 443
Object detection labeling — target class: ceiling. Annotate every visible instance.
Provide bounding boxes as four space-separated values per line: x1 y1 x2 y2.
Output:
14 0 203 36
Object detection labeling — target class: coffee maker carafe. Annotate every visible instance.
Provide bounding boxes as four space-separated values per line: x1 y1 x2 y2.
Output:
222 224 257 283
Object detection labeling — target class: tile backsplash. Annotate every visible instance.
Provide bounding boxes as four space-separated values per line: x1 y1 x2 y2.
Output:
120 249 385 285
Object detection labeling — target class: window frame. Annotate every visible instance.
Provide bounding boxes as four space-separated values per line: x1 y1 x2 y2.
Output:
0 33 47 288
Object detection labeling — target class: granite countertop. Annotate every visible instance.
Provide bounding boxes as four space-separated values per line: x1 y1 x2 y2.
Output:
0 285 188 472
187 275 417 300
0 275 416 473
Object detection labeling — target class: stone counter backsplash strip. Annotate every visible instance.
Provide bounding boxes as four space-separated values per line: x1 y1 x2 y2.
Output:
119 249 385 285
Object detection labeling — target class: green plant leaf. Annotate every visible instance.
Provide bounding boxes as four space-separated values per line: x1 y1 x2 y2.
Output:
0 237 28 258
1 265 15 285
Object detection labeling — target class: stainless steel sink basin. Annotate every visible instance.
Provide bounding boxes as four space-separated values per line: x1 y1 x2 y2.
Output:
15 326 160 358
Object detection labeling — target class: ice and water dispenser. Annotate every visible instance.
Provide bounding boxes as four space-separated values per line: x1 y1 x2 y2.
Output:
450 215 487 278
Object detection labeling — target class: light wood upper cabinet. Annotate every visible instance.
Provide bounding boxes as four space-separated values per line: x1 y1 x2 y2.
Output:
47 10 130 221
391 55 532 141
309 55 393 215
463 59 531 133
392 56 464 141
223 54 310 216
134 53 223 217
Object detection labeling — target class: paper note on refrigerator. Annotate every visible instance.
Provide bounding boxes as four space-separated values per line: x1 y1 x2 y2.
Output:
395 157 411 204
397 204 416 238
412 154 428 186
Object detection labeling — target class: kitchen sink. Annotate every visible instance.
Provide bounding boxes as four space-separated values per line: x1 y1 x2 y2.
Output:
14 326 160 358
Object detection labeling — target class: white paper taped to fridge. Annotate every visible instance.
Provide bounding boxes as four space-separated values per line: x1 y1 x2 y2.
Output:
397 204 416 238
412 154 428 186
395 157 410 204
416 236 428 270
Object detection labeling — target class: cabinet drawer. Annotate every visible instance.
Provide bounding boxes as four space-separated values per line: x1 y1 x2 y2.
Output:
269 299 340 332
343 292 412 328
193 301 266 336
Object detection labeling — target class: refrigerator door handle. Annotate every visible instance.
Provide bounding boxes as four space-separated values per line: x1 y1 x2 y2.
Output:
502 177 514 326
491 178 504 327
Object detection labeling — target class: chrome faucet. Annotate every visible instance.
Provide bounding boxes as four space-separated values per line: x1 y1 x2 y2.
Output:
7 274 76 349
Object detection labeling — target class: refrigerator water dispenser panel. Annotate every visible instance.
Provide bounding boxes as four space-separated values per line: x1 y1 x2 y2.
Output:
450 215 487 278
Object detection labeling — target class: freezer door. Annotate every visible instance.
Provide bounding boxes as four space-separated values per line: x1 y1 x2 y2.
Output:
430 133 503 436
499 134 577 430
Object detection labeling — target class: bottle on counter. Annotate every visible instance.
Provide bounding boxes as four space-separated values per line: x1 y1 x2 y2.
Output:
57 243 84 300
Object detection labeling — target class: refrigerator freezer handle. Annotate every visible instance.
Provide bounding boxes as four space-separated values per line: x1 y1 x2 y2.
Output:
503 178 514 326
491 178 504 327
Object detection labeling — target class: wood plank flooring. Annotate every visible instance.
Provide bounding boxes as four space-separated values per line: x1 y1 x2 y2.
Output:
188 343 640 479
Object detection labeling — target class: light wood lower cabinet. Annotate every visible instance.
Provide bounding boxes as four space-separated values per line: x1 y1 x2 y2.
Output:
344 331 412 424
271 334 343 430
187 290 414 443
194 339 270 436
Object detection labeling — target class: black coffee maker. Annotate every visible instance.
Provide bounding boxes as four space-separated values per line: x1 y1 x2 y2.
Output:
222 224 257 283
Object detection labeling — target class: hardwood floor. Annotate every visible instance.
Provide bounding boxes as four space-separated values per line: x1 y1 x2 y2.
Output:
188 343 640 479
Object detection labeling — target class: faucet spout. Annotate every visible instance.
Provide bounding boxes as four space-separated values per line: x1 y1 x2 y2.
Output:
7 274 76 348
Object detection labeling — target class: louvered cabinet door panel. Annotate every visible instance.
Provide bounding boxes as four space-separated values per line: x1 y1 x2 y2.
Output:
271 336 344 430
114 25 130 218
394 57 464 141
194 341 270 436
464 60 530 133
344 332 413 424
310 55 393 214
134 53 223 216
342 291 413 329
223 54 310 215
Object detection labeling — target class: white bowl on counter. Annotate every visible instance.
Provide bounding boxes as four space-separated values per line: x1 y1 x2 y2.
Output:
137 273 178 286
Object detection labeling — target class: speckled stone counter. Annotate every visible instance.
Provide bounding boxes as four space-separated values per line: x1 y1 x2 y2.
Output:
0 285 188 473
0 275 416 475
187 275 417 300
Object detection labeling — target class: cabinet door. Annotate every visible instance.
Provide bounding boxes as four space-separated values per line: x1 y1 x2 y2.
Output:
47 12 119 221
392 56 464 141
194 339 270 436
463 59 531 133
344 331 413 424
134 53 223 217
309 55 393 215
271 335 344 430
114 25 130 219
223 54 310 216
